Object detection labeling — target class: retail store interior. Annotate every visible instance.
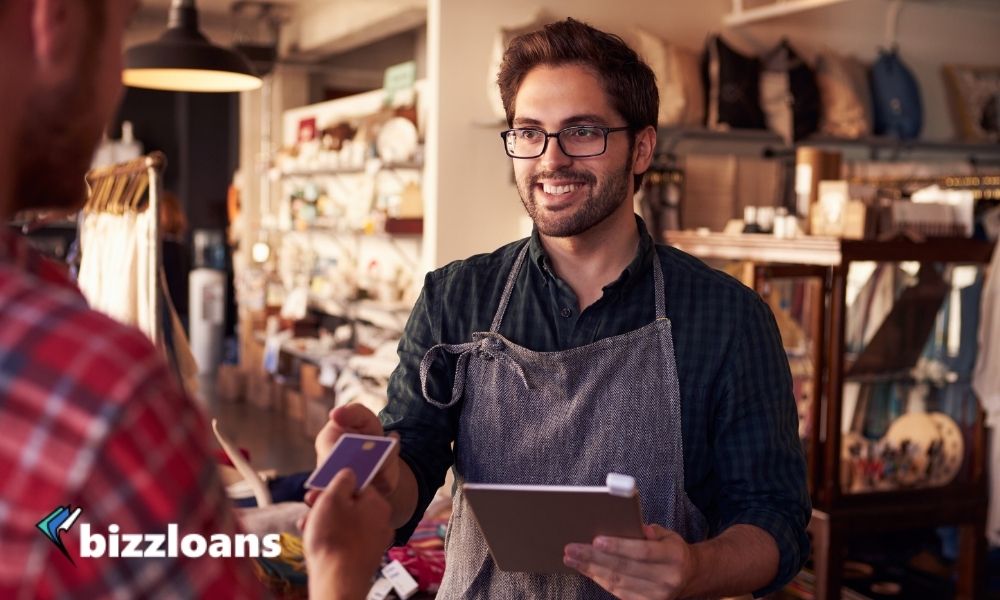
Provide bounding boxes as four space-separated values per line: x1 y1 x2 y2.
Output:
7 0 1000 598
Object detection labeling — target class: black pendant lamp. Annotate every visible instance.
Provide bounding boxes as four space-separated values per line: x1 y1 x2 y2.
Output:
124 0 263 93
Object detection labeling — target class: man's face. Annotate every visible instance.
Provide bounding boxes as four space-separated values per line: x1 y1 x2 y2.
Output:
12 0 135 213
511 64 634 238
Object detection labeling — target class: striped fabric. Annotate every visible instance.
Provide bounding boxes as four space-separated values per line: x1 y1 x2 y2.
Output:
381 216 811 594
0 231 263 599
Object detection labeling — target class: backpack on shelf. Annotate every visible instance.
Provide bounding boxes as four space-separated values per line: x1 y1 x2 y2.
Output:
870 47 923 140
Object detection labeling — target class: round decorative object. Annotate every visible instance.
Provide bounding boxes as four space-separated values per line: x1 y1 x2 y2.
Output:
927 412 964 487
883 412 939 487
376 117 419 164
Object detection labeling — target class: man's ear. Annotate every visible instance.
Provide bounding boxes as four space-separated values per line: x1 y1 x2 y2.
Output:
631 125 657 176
31 0 74 71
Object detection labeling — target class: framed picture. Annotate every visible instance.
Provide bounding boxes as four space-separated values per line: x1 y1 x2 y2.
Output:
942 64 1000 142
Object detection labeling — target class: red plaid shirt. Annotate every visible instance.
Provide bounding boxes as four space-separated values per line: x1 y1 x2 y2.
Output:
0 231 265 598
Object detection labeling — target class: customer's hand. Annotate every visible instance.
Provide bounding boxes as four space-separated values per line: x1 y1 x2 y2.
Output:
303 469 394 600
311 404 400 499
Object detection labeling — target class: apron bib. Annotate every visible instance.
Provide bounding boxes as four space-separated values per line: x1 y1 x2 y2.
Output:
420 242 707 598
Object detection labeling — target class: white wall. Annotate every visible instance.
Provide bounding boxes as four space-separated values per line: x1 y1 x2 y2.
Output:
428 0 1000 267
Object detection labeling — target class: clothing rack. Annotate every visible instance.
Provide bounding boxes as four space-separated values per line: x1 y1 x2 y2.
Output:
83 151 167 347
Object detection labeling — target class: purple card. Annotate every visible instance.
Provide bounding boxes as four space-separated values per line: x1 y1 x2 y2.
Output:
305 433 397 492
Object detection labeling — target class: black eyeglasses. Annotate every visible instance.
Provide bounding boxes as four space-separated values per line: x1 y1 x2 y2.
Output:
500 125 630 159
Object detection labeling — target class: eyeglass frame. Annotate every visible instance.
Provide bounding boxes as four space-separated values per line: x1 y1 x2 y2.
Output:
499 125 632 159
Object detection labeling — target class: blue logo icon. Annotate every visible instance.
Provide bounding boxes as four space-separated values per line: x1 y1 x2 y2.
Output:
37 506 83 564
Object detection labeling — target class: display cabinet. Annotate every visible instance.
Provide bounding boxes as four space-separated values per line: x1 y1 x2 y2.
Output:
665 231 993 600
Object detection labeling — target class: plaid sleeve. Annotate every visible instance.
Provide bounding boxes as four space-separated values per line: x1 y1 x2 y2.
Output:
42 353 266 599
381 273 459 544
713 291 811 597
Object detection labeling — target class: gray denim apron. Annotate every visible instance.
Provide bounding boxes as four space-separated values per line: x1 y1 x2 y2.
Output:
420 241 707 599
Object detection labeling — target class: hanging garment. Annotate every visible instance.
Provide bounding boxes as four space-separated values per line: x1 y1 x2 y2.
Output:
972 238 1000 546
77 208 158 342
419 242 707 598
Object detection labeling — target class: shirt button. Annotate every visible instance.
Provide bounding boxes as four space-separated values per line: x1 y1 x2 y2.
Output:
560 308 572 318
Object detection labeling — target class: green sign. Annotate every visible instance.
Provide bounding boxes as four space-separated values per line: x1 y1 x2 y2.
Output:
383 61 416 104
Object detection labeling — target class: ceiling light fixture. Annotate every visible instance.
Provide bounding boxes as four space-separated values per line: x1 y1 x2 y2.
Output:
123 0 263 93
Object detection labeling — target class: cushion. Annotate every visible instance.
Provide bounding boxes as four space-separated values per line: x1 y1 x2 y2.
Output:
942 63 1000 141
634 28 705 127
815 49 873 139
760 39 821 142
702 35 766 131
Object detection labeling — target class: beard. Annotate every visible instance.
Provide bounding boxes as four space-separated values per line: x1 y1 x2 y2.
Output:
11 59 105 214
517 156 633 238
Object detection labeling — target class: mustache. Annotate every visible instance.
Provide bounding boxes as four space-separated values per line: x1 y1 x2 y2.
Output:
528 170 596 187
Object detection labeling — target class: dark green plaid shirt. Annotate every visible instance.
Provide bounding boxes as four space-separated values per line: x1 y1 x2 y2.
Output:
381 216 810 594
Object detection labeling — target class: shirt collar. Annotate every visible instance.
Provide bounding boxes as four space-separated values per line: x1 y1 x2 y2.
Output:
528 214 655 292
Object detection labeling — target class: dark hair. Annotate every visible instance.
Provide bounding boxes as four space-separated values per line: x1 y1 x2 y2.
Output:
497 18 658 191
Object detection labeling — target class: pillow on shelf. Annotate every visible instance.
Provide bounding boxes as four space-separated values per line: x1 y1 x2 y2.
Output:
634 28 705 127
942 63 1000 142
815 49 872 139
760 39 821 142
702 35 766 131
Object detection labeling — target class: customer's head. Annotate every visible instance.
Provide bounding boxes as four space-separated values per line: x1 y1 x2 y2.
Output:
0 1 36 215
10 0 137 215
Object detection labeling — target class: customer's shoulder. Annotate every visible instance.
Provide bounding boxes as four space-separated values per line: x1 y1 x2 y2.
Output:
1 267 174 404
425 238 527 286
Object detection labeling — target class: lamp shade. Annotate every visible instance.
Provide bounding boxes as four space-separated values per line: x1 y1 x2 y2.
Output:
123 0 262 93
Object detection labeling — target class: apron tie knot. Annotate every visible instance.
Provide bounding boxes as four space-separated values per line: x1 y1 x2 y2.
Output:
419 335 530 409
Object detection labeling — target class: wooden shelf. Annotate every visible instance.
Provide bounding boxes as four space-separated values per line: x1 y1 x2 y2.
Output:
724 0 850 27
665 231 841 265
279 161 423 178
656 126 1000 162
664 231 994 266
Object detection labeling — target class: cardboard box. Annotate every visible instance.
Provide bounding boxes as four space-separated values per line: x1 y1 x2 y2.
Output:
285 389 306 423
215 365 245 403
304 394 336 438
246 373 274 410
300 364 325 400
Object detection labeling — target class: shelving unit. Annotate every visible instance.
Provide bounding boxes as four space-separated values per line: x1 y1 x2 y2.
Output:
723 0 1000 28
278 161 424 178
656 126 1000 162
666 230 993 600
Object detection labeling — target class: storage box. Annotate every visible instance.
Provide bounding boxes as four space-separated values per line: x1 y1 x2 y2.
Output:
285 389 306 423
300 364 325 400
215 365 245 403
304 394 336 438
246 374 278 411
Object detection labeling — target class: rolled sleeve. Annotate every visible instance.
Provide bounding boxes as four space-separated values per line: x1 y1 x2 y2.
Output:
713 292 811 596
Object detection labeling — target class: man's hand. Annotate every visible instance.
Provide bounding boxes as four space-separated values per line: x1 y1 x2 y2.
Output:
563 525 697 600
303 469 394 600
311 403 400 499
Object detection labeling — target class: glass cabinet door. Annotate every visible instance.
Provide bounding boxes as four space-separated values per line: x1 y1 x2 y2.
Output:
839 260 984 494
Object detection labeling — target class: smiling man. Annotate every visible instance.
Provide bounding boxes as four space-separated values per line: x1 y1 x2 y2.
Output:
315 18 810 599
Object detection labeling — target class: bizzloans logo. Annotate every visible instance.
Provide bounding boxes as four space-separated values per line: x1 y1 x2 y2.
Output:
38 506 281 563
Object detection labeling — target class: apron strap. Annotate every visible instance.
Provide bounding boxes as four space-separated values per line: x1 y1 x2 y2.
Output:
419 336 530 408
490 241 531 333
652 248 667 320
